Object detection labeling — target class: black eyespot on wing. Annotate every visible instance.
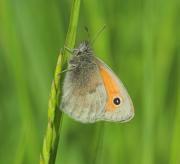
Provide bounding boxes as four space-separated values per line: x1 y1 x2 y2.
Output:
113 97 121 105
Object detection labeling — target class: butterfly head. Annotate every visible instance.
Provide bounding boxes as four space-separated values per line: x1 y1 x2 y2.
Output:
69 41 94 67
73 41 92 56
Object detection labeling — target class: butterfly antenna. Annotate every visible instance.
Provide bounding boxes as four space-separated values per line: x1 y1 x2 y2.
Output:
91 24 106 45
84 26 91 42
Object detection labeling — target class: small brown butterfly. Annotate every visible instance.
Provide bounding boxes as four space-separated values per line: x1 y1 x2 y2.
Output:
60 41 134 123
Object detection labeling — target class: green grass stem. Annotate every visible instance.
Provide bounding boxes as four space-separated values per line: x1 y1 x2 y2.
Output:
40 0 81 163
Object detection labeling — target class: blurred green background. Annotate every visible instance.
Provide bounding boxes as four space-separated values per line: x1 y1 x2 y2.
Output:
0 0 179 164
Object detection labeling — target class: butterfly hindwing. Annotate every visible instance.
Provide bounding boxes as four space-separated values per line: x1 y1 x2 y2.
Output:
60 62 107 123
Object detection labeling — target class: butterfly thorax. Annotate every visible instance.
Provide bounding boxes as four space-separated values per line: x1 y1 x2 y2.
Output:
66 41 102 94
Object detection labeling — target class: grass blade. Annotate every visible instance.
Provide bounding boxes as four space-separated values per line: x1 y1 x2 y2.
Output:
40 0 81 163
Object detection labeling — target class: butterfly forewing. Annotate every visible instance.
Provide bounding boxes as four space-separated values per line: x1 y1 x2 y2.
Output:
95 57 134 122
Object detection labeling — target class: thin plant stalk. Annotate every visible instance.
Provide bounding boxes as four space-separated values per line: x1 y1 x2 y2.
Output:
40 0 81 163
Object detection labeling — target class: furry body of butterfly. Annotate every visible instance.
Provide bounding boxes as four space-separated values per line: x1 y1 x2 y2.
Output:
60 41 134 123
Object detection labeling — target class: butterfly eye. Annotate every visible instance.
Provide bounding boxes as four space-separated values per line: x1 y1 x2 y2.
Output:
113 97 121 106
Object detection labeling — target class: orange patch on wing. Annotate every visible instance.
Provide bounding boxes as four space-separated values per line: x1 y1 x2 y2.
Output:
99 65 121 112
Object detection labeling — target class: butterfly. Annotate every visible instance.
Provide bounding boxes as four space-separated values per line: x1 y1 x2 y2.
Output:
60 41 134 123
